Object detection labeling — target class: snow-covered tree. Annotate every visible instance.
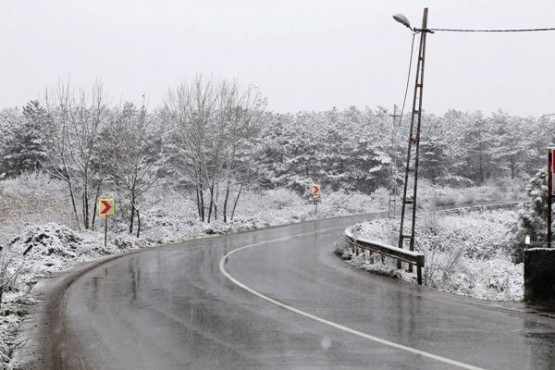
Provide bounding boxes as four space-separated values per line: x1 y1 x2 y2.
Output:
512 169 550 262
258 107 391 194
43 80 110 230
489 111 526 179
419 115 449 184
0 108 22 178
166 76 265 222
107 102 162 235
0 101 48 178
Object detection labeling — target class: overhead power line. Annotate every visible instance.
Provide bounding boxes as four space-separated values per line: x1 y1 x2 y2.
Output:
430 27 555 33
397 33 417 128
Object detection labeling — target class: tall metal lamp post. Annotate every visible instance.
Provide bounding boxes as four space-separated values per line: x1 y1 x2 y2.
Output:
393 8 433 273
392 10 555 256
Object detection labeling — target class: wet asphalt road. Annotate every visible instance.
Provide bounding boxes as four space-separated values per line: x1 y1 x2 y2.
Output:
48 212 555 369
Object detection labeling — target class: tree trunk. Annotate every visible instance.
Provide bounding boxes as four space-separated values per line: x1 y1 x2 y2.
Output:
196 166 205 222
223 179 231 223
207 183 215 223
129 192 136 234
478 144 484 185
196 182 202 220
83 171 90 230
199 186 205 222
136 207 141 238
91 181 102 231
231 183 243 221
66 177 81 231
214 182 219 221
195 171 202 219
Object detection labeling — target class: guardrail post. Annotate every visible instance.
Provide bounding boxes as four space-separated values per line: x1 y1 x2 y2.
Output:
417 265 422 285
417 254 425 285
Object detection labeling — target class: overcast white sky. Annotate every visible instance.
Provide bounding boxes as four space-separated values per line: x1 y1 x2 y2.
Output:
3 0 555 115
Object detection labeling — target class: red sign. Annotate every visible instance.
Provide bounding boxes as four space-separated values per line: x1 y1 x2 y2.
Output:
311 184 321 196
552 150 555 173
98 198 115 216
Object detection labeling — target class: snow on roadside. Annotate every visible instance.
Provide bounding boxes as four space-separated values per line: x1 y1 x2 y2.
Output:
0 187 386 369
0 182 520 368
338 209 523 301
140 187 388 244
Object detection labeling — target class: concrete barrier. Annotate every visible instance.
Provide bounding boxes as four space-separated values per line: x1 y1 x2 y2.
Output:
524 248 555 302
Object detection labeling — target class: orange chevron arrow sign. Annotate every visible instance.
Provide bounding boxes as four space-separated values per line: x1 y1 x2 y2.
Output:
98 198 115 216
311 184 321 196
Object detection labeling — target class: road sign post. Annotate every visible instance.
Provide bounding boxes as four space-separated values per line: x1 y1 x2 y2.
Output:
549 150 554 248
98 198 115 247
309 184 321 214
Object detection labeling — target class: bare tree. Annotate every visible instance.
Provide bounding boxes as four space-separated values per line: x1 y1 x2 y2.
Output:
166 76 265 223
43 79 109 230
109 101 161 234
220 84 265 222
167 76 215 222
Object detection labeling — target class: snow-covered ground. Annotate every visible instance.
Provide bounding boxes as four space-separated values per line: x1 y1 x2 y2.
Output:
337 209 523 301
0 175 393 369
0 174 522 368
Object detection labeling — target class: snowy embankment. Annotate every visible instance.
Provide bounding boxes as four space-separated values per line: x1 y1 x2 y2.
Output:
0 175 389 369
0 174 521 368
336 209 523 301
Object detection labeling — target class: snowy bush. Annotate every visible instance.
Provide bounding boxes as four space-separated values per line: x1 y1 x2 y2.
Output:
318 190 384 216
416 180 517 210
6 224 102 281
257 188 304 211
511 169 549 262
112 233 151 250
0 173 75 233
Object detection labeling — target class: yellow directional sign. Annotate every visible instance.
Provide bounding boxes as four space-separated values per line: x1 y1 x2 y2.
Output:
311 184 321 197
98 198 115 216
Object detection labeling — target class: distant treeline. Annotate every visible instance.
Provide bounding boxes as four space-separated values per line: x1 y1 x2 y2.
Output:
259 107 548 193
0 78 549 228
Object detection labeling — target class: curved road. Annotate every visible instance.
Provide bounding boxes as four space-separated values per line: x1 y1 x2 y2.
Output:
25 212 555 369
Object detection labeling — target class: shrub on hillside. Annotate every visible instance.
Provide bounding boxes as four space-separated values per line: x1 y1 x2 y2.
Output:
511 169 549 262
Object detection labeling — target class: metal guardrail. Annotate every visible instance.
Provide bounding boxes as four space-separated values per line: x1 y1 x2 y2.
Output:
439 200 522 215
344 200 523 286
344 228 425 285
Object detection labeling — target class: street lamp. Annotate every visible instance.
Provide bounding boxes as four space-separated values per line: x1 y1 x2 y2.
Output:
393 10 555 255
393 14 412 31
393 8 432 276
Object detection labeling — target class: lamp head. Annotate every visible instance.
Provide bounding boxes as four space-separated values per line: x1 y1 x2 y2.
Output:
393 14 412 30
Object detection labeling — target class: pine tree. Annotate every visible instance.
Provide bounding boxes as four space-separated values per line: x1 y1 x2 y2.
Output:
512 169 550 262
1 101 48 177
420 115 449 184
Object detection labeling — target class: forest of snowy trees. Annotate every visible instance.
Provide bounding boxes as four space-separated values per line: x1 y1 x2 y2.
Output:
0 79 550 232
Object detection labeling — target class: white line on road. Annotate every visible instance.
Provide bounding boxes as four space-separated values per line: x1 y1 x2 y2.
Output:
219 231 486 370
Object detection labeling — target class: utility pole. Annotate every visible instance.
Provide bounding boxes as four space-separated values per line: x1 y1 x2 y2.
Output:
388 104 398 218
548 149 553 248
398 8 433 273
